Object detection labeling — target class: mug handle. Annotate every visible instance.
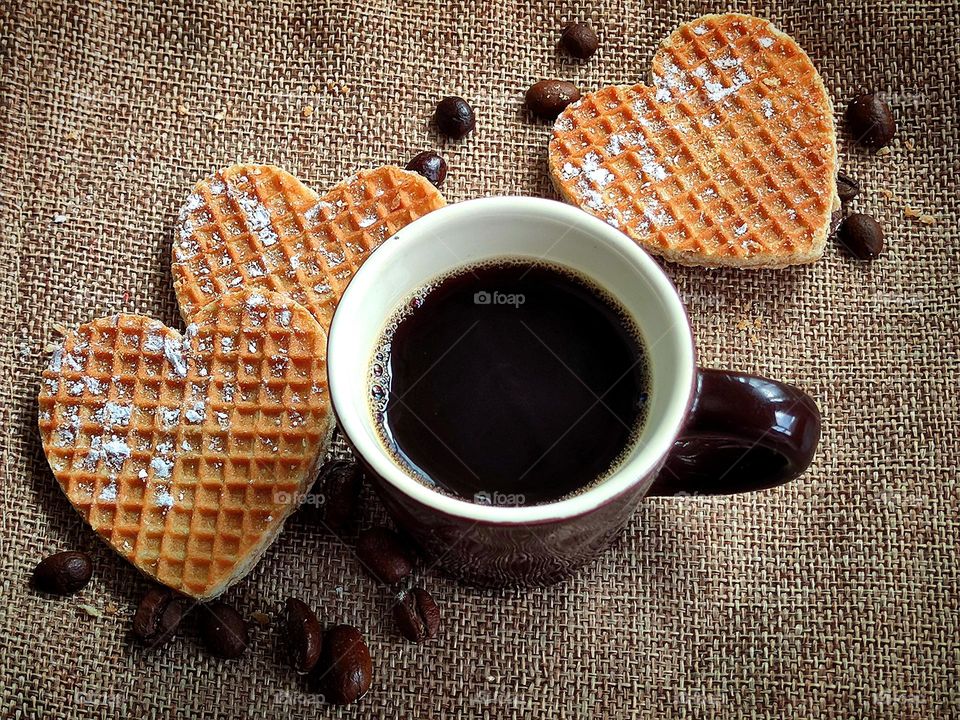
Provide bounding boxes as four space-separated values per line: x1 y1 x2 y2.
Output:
647 369 821 496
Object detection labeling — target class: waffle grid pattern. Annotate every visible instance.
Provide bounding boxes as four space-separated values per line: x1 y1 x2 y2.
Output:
172 165 445 327
550 14 836 265
37 291 332 598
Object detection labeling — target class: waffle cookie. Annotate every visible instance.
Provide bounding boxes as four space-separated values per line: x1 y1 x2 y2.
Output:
172 164 445 327
549 13 838 267
38 289 334 599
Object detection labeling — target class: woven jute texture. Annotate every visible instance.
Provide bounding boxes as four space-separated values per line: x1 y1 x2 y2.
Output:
2 1 958 717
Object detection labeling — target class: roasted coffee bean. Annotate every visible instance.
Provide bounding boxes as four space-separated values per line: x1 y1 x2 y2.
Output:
837 213 884 260
356 527 414 585
526 80 581 119
132 588 170 640
836 172 860 203
286 597 322 674
434 96 475 139
155 598 187 645
32 551 92 595
406 151 448 187
132 587 188 649
320 459 362 532
846 94 896 149
320 625 372 705
559 22 598 59
200 603 249 659
392 588 440 643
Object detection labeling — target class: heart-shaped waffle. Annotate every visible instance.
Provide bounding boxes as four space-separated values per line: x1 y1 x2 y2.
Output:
38 290 334 599
549 13 838 267
172 164 445 326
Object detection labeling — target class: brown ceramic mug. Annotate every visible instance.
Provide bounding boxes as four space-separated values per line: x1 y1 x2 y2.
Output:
328 198 821 586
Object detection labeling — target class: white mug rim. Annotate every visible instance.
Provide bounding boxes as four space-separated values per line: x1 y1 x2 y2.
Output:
327 196 696 525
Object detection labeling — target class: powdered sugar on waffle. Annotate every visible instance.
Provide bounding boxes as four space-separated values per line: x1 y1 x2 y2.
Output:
694 63 752 103
97 401 131 426
175 193 204 259
173 165 445 327
548 13 838 268
39 291 336 598
150 456 174 479
305 199 336 224
154 485 175 509
226 175 280 248
163 336 188 378
357 211 378 228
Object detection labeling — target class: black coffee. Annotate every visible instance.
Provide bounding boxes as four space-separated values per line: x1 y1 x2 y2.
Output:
370 260 649 506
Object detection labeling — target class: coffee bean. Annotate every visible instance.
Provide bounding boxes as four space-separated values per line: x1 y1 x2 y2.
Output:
846 94 896 149
286 597 322 674
526 80 581 120
320 625 372 705
32 551 92 595
132 588 169 640
356 527 414 585
320 459 362 532
559 22 598 59
392 588 440 643
837 213 884 260
836 172 860 203
132 587 188 649
406 151 448 188
156 599 187 644
200 603 249 659
434 96 475 139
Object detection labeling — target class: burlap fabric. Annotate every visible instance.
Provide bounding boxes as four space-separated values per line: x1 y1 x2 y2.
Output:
2 1 958 717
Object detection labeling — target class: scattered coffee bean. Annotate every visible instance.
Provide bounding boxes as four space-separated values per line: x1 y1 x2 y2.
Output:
132 588 169 639
286 597 322 674
356 527 414 585
392 588 440 643
836 172 860 203
200 603 249 659
434 96 475 139
320 459 362 533
526 80 581 120
406 151 448 188
32 551 92 595
846 94 896 149
837 213 884 260
559 22 598 59
132 587 188 649
320 625 372 705
155 600 187 644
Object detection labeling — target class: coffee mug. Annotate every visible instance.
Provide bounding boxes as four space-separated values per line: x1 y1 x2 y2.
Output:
328 197 820 586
